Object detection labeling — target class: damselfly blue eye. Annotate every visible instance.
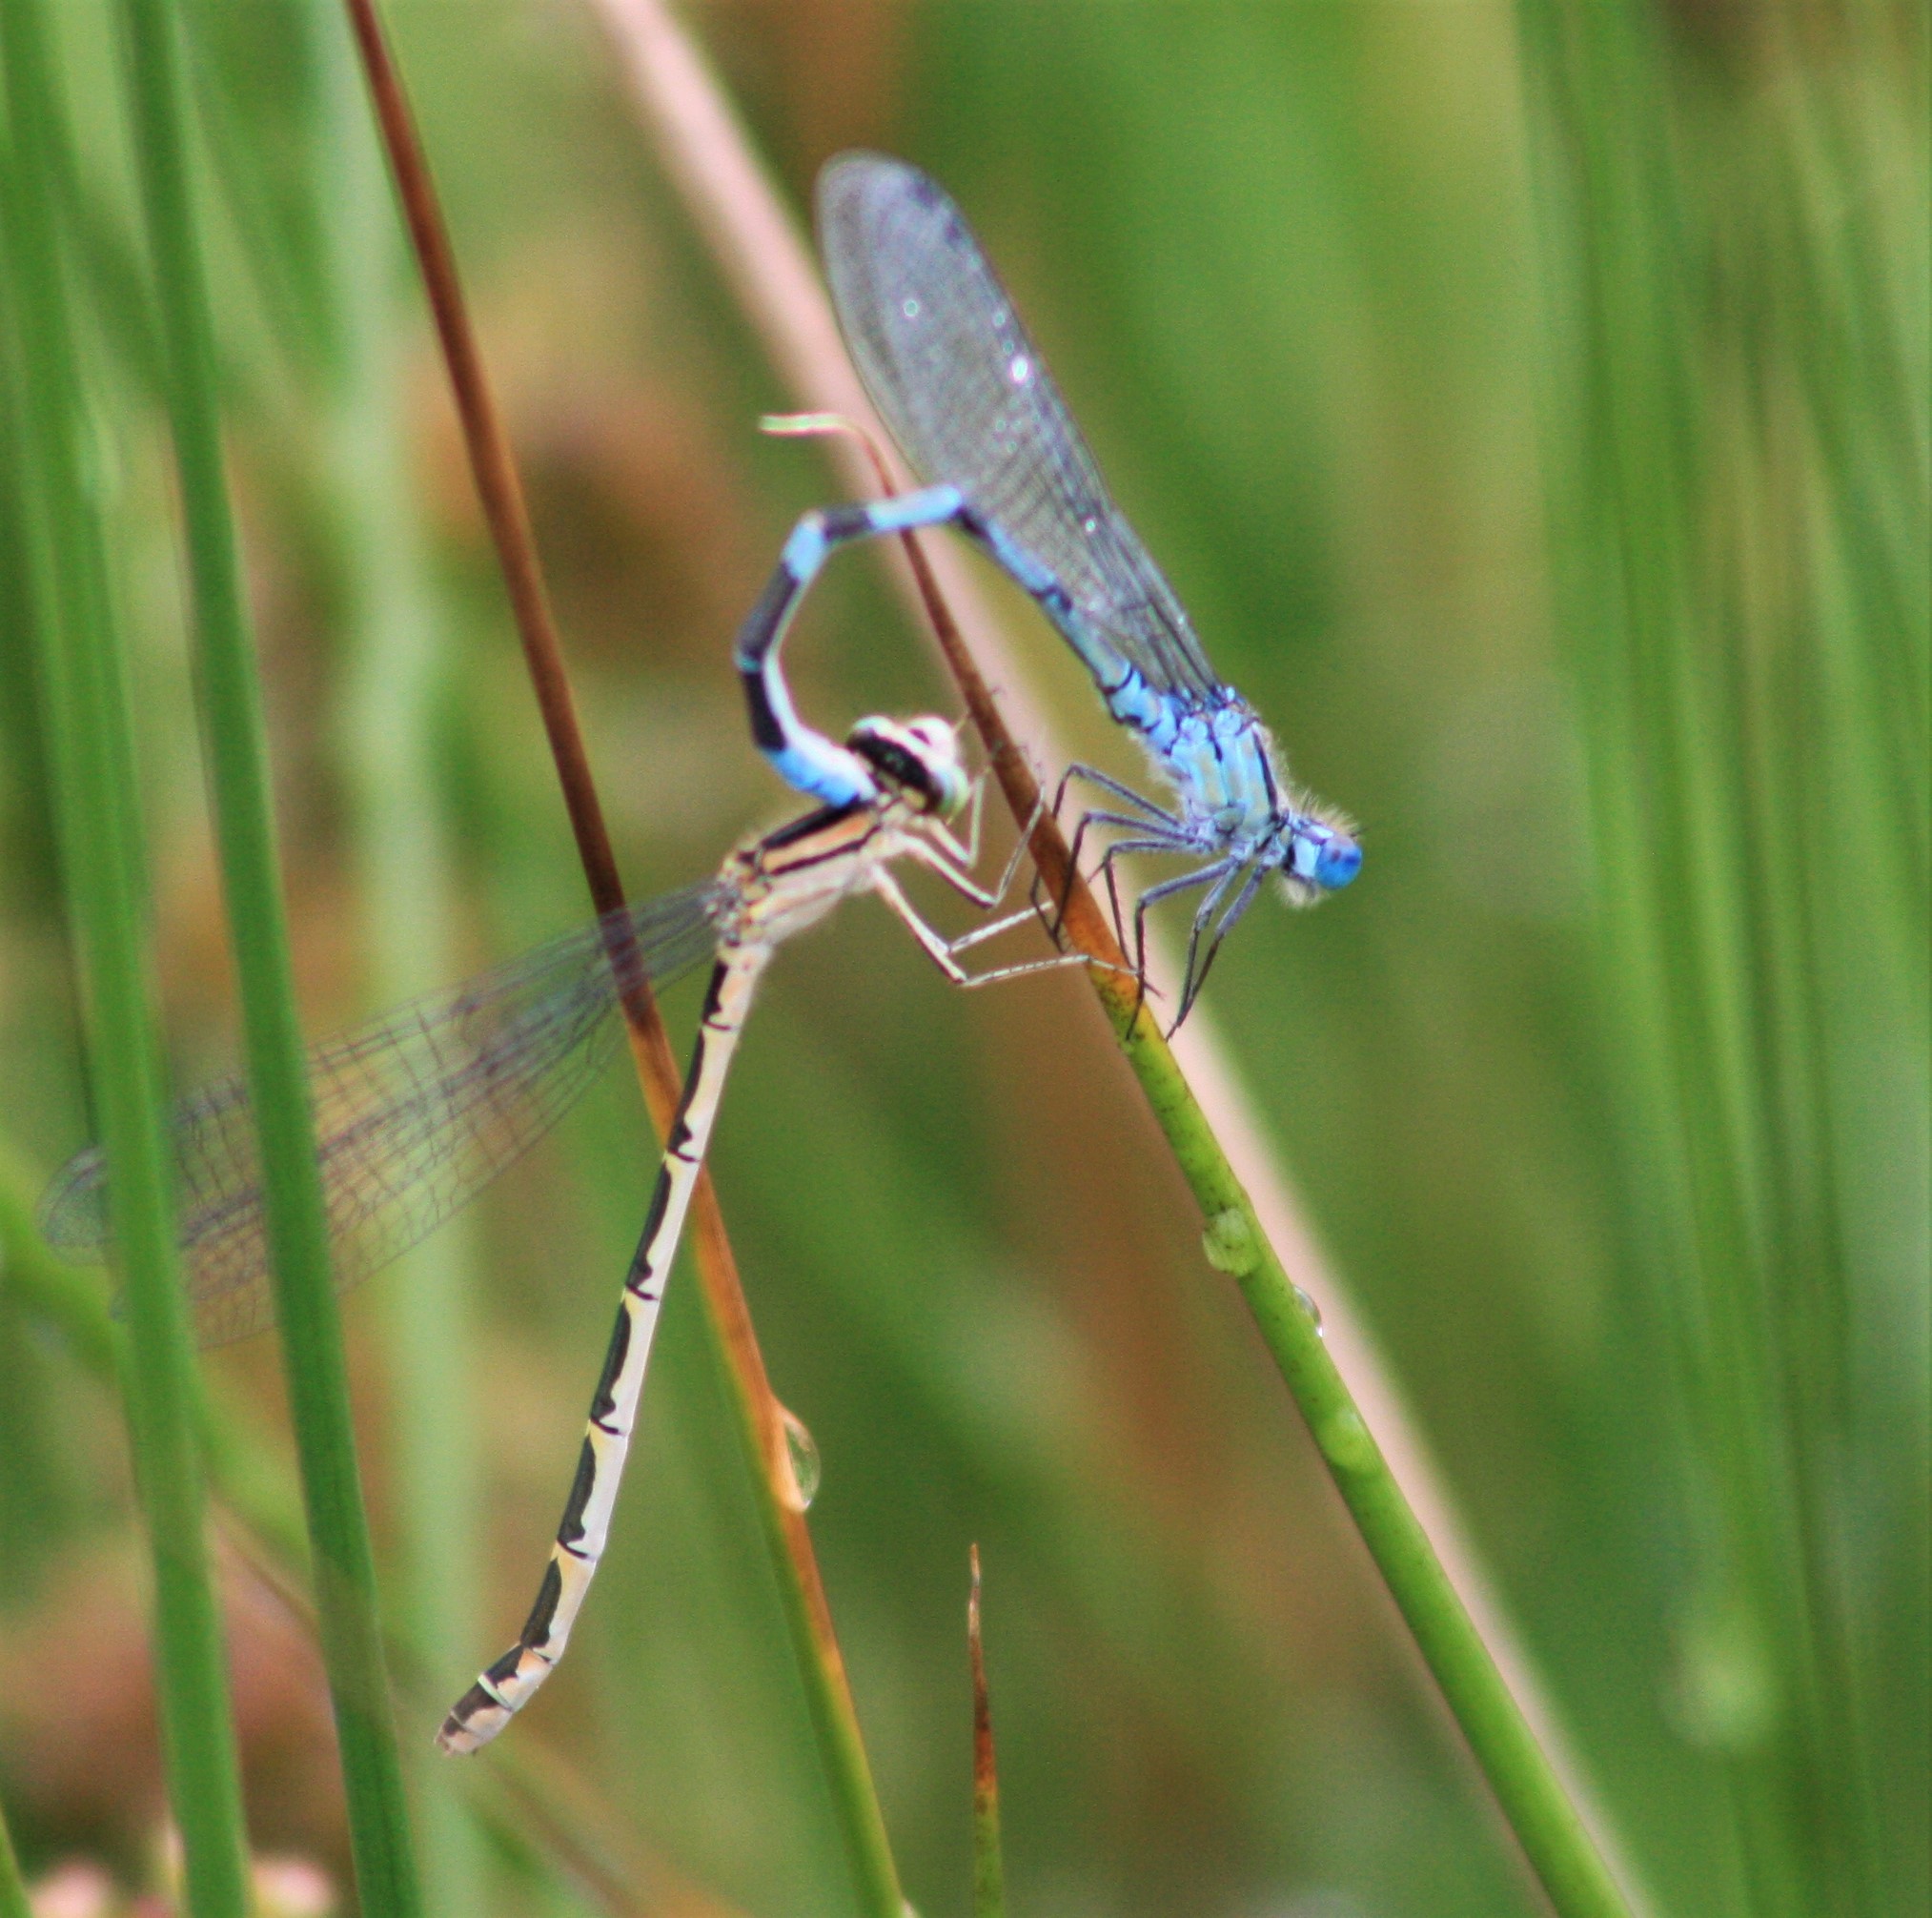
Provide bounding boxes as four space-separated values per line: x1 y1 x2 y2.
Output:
1314 836 1362 890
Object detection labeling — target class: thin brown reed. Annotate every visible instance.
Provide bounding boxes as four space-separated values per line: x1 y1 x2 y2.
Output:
336 1 903 1908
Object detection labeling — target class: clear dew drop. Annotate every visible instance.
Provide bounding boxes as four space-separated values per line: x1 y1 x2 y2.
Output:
1081 515 1099 536
1294 1286 1324 1333
901 296 921 319
1008 353 1032 384
780 1403 821 1511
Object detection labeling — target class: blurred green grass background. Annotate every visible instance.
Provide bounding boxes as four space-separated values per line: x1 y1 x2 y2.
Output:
0 3 1923 1915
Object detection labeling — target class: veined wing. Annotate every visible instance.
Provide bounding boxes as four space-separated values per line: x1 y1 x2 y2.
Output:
39 883 729 1346
819 152 1220 704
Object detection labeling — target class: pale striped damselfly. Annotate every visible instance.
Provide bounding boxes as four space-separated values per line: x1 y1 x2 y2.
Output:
43 709 1093 1750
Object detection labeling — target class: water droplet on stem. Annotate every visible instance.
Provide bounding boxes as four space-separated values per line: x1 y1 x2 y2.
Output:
779 1403 821 1511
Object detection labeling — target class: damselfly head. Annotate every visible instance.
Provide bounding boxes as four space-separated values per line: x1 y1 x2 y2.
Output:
846 714 970 816
1277 811 1362 906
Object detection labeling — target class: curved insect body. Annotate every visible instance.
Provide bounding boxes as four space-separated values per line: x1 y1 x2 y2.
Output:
734 150 1361 1025
46 698 1089 1752
437 711 1083 1753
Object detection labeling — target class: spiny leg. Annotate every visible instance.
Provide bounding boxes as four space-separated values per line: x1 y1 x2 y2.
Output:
943 792 1065 956
1129 858 1241 1026
1040 768 1180 943
1085 832 1202 1005
1049 760 1173 829
871 871 1123 989
894 808 1124 973
1169 860 1254 1034
923 780 1050 913
1045 763 1174 936
1088 831 1187 969
1043 806 1185 959
1172 861 1271 1032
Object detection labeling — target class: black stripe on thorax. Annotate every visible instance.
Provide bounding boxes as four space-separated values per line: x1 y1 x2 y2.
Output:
760 798 869 852
756 805 884 878
1256 736 1280 811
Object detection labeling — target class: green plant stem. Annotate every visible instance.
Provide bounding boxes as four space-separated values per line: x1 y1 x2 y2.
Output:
0 12 254 1914
1125 1015 1629 1915
114 0 421 1908
898 509 1636 1918
1517 7 1925 1908
0 1776 31 1918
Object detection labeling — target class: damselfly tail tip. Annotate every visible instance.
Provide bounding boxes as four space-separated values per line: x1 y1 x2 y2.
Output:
435 1683 508 1757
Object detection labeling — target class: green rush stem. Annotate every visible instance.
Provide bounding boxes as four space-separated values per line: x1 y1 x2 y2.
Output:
886 523 1634 1918
114 0 422 1908
0 10 254 1914
1132 1030 1632 1918
1117 1012 1620 1908
1518 10 1898 1909
0 1759 29 1918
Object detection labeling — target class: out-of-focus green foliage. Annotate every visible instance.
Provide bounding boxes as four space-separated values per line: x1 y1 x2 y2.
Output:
0 4 1922 1916
0 0 255 1908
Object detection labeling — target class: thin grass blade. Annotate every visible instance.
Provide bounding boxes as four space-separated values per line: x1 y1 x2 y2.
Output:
0 7 252 1908
114 0 422 1905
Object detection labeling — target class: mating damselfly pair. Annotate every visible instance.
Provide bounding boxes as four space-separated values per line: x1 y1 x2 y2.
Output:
41 154 1358 1752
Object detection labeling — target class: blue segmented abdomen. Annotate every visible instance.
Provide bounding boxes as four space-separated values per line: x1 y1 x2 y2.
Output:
1098 663 1181 751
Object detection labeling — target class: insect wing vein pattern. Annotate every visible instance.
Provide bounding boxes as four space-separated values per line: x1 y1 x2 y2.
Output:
818 152 1219 705
38 883 728 1345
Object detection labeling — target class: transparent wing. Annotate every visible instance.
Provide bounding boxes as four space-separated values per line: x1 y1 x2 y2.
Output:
819 152 1220 704
39 883 729 1346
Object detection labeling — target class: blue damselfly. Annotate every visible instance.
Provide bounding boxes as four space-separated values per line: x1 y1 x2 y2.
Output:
735 153 1359 1029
